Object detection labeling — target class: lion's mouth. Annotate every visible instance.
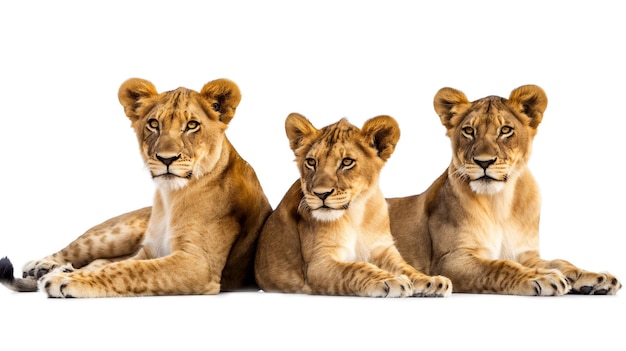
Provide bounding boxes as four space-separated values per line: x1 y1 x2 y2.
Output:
477 175 496 181
299 197 350 221
317 203 350 211
153 171 193 179
476 174 507 182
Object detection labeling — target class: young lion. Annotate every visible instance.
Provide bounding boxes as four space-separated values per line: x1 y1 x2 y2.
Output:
0 78 272 297
254 113 452 297
388 85 621 296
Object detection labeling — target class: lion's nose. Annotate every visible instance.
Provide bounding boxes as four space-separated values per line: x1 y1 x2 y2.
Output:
157 154 181 166
474 157 496 170
314 189 334 200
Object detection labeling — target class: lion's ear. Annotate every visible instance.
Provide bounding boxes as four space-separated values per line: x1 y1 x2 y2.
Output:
507 85 548 129
285 113 318 153
118 78 158 122
361 115 400 162
433 87 470 129
200 78 242 124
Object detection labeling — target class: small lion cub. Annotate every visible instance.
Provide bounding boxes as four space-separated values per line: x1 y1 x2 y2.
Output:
255 113 452 297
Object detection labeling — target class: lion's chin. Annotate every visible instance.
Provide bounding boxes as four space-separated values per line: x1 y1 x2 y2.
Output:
469 179 505 195
153 175 189 191
311 208 346 222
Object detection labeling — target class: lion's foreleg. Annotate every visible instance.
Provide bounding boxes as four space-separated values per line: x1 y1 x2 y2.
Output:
442 251 571 295
306 258 413 298
370 245 452 297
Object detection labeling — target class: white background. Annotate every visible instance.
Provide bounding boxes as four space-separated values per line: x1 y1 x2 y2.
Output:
1 1 623 350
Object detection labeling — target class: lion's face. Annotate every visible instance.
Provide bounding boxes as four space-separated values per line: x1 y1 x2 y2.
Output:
118 78 241 191
434 85 548 195
285 113 400 222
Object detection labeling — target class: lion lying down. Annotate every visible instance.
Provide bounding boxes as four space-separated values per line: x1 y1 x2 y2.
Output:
253 113 452 297
0 78 272 297
388 85 621 295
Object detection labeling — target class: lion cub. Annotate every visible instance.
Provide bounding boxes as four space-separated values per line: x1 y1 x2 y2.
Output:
0 78 272 297
254 113 452 297
388 85 621 296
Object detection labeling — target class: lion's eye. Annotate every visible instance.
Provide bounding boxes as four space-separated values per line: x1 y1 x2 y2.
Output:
147 119 159 130
500 126 513 135
305 158 316 169
186 120 200 131
462 126 474 136
340 158 355 169
212 103 221 112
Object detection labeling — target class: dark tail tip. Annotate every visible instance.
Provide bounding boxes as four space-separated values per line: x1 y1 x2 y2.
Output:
0 256 15 282
0 256 38 292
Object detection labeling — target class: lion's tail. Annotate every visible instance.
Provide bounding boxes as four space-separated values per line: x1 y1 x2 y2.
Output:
0 257 38 292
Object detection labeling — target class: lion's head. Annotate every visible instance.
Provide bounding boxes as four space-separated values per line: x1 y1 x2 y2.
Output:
285 113 400 222
433 85 547 195
118 78 241 191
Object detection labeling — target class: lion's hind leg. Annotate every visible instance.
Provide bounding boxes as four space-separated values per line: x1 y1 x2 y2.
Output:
21 207 150 283
39 251 218 298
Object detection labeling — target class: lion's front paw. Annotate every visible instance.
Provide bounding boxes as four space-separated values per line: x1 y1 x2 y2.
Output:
568 271 622 295
37 265 80 298
38 270 74 298
23 259 73 279
368 275 413 298
527 269 571 296
412 275 452 297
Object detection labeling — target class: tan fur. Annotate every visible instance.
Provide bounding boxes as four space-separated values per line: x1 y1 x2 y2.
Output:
388 85 622 296
254 113 452 297
13 78 272 297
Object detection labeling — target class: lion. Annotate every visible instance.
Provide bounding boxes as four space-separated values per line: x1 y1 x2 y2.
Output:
0 78 272 297
254 113 452 297
387 85 622 296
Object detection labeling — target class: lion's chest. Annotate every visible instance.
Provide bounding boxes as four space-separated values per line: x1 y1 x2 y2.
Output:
337 227 369 262
474 218 535 261
142 214 173 258
328 221 392 263
461 188 539 261
141 192 175 258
